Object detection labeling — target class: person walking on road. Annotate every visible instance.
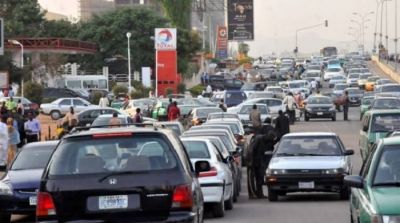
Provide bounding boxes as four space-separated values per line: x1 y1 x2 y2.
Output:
0 117 9 167
343 90 350 121
6 117 20 167
275 110 290 140
98 95 109 108
168 101 181 121
24 112 41 143
218 99 227 112
250 104 262 134
283 92 296 124
134 108 143 123
63 107 79 131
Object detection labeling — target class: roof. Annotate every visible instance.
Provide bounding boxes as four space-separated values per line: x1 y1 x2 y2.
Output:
180 137 211 143
381 136 400 146
65 127 169 138
97 114 129 118
364 109 400 115
22 140 59 148
283 132 337 137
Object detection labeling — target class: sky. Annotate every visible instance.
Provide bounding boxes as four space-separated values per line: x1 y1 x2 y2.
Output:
38 0 399 56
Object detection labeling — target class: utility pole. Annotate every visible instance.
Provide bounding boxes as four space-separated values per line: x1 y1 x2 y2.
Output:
395 0 398 71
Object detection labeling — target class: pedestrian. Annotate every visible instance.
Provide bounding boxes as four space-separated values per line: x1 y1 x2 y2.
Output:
310 79 318 93
218 99 227 112
283 92 296 124
5 97 17 111
63 107 79 131
16 99 24 116
6 117 20 167
166 98 173 116
260 117 276 136
275 110 290 140
24 112 41 143
206 84 212 97
134 108 143 123
98 95 109 108
8 87 14 97
0 101 7 118
168 101 180 121
0 90 3 97
201 72 206 85
109 112 122 127
149 90 154 98
0 116 8 167
343 90 350 121
250 104 262 134
13 111 25 148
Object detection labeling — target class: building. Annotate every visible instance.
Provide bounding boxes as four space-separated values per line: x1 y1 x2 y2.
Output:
45 11 69 21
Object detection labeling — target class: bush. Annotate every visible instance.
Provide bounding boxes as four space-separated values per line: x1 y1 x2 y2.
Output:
189 84 205 96
23 81 43 104
130 91 143 99
91 92 103 104
165 87 174 96
112 85 128 95
177 83 186 94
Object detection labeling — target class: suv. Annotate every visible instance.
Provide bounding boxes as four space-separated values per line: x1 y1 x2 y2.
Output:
36 127 205 222
210 91 247 108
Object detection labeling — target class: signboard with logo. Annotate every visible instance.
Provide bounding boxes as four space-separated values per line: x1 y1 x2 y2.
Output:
155 28 177 50
156 50 179 96
227 0 254 41
216 26 228 59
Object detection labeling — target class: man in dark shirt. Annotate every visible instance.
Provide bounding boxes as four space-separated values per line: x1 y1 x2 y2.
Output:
275 110 290 140
343 91 350 121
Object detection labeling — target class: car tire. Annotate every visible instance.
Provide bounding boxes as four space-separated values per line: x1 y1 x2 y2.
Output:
225 188 234 210
212 197 225 218
305 115 310 122
332 115 336 121
50 110 62 120
340 187 350 200
0 213 11 223
268 188 278 202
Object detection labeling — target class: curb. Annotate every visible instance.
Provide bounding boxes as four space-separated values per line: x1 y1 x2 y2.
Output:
371 56 400 83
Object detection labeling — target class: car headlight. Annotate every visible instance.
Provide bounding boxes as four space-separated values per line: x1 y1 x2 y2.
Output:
306 108 312 112
0 182 13 195
266 169 287 175
322 168 344 174
382 215 400 223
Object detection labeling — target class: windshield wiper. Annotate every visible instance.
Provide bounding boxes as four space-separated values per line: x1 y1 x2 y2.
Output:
98 170 149 183
374 182 400 187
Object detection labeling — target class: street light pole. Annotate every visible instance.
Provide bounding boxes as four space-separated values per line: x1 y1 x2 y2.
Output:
385 0 389 62
8 40 24 97
374 0 381 53
126 32 132 94
395 0 398 71
294 20 328 57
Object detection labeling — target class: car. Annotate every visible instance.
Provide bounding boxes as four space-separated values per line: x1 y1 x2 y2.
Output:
210 91 247 108
77 108 122 126
332 83 348 96
0 96 39 116
151 99 183 121
121 98 155 117
357 73 373 89
188 107 223 126
91 114 133 127
244 98 285 118
41 88 81 101
0 141 58 222
234 103 269 127
264 86 285 99
247 92 275 100
327 59 342 69
207 112 240 121
240 82 269 97
301 71 321 85
345 137 400 223
36 127 205 222
346 73 360 87
265 132 354 201
328 75 346 88
304 96 336 121
345 87 364 106
360 96 374 120
375 78 392 91
209 74 225 90
377 84 400 97
369 97 400 111
360 109 400 160
364 76 380 91
181 138 234 217
203 120 246 143
224 79 244 90
324 67 344 81
40 98 99 120
156 121 185 136
286 80 311 97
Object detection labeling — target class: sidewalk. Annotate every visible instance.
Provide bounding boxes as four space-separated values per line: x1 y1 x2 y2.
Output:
371 56 400 83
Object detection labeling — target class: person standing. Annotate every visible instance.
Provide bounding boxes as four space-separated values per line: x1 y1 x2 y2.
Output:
310 79 318 93
218 99 227 112
16 99 24 116
98 95 109 108
343 91 350 121
8 87 14 97
134 108 143 123
275 110 290 140
0 117 8 167
206 84 212 97
6 118 20 167
168 101 180 121
63 107 79 131
24 112 41 143
283 93 296 124
109 112 122 127
5 97 17 111
249 104 262 134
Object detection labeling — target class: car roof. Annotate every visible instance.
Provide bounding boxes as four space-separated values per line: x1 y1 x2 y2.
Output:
381 136 400 146
22 140 59 148
283 132 337 137
365 109 400 115
97 114 129 118
65 127 170 139
180 137 211 143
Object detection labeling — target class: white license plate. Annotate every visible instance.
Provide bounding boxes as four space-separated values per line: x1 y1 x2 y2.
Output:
317 112 323 115
99 195 128 210
298 181 315 189
29 196 37 206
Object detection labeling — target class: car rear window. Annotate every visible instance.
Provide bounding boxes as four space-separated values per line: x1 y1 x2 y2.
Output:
182 141 210 159
48 134 178 176
12 145 56 170
226 92 246 100
277 136 342 156
195 108 223 118
371 114 400 132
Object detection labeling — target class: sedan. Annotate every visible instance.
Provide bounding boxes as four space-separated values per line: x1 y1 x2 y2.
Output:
0 96 39 116
345 137 400 223
188 107 223 126
40 98 99 120
328 75 346 88
237 104 270 126
266 132 354 201
0 141 58 222
91 114 133 127
345 87 364 106
77 108 122 126
304 96 336 121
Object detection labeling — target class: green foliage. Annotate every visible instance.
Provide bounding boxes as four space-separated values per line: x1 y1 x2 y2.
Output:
130 91 143 99
165 87 174 96
189 84 205 97
157 0 191 29
177 83 186 94
177 29 202 77
42 97 57 104
112 85 128 96
23 81 43 104
238 43 250 56
91 92 103 105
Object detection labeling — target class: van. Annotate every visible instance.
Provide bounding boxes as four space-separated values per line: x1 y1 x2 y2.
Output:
210 91 247 108
359 109 400 160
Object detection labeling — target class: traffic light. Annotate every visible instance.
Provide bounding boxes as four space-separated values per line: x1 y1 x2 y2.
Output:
325 20 328 27
0 18 3 56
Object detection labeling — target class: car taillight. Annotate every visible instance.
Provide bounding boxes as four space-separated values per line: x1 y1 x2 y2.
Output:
172 184 193 209
36 192 56 217
199 167 218 178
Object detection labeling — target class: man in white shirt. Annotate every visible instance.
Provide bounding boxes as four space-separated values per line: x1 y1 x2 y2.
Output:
310 79 318 93
98 96 109 108
283 93 296 124
0 119 9 166
24 112 41 143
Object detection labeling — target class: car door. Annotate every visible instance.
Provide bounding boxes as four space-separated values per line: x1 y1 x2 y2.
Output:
73 99 89 113
359 114 371 160
59 99 72 114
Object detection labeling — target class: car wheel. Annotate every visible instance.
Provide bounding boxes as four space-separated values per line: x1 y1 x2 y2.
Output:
212 197 225 218
0 213 11 223
332 115 336 121
268 188 278 202
225 187 234 210
50 110 61 120
305 115 310 122
340 187 350 200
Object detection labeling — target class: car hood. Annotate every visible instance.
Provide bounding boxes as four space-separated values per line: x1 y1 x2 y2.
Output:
6 169 44 189
306 104 334 109
269 156 345 169
370 187 400 215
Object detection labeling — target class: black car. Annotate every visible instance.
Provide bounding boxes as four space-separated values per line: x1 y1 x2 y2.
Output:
77 108 122 126
304 96 336 121
42 88 81 101
0 141 58 222
345 87 364 106
209 75 225 90
224 79 244 90
37 127 205 222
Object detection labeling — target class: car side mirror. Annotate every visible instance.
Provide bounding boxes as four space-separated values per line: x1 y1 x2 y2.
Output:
344 149 354 156
344 175 364 188
195 160 211 175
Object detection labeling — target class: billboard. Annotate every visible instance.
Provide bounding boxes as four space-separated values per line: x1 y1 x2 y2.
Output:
156 50 179 96
155 28 177 50
216 26 228 59
227 0 254 41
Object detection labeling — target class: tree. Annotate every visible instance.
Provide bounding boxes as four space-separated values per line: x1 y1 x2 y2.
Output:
238 43 250 56
156 0 192 29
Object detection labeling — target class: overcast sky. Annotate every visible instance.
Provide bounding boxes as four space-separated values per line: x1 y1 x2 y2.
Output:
39 0 399 56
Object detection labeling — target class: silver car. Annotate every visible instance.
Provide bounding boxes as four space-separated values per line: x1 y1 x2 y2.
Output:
236 104 270 127
265 132 354 201
40 98 99 120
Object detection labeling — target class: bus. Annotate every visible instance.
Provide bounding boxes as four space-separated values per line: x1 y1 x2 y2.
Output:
320 47 338 57
55 75 109 91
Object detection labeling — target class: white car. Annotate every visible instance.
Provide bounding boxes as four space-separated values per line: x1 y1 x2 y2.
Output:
333 83 349 96
40 98 99 120
346 73 360 87
324 67 344 81
287 80 311 97
181 138 234 217
328 75 346 88
235 103 271 126
242 98 285 118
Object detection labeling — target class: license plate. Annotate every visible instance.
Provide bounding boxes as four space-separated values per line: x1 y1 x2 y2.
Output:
317 112 323 115
298 181 315 189
99 195 128 210
29 196 37 206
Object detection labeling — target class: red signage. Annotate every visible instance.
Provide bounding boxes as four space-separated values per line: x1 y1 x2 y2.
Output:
216 26 228 59
156 50 180 96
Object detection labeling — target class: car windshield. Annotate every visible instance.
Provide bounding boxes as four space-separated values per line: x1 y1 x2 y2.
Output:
289 82 306 88
327 68 341 72
226 92 246 100
307 97 331 104
11 145 56 170
308 66 320 70
248 92 274 99
374 146 400 186
362 98 374 105
195 108 222 118
382 85 400 92
306 72 319 77
371 99 400 109
276 136 342 156
371 114 400 132
267 87 283 93
349 74 360 79
239 105 268 114
335 85 347 90
205 123 240 135
331 76 344 80
367 77 380 82
182 141 211 159
241 83 256 90
208 113 238 120
92 117 129 126
359 75 372 80
48 134 178 176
